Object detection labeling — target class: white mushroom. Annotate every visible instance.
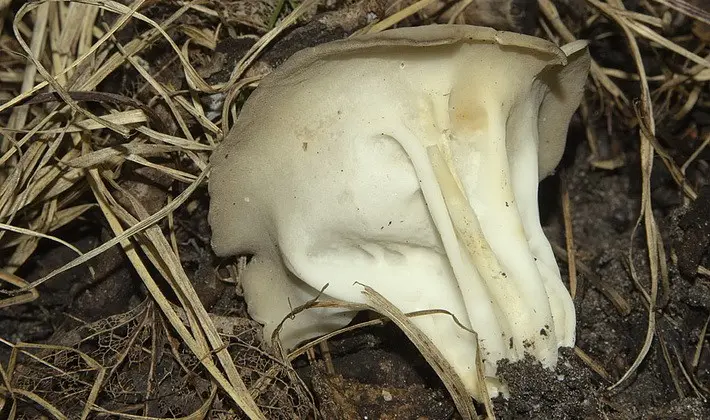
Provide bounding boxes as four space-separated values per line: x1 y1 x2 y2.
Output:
209 24 590 400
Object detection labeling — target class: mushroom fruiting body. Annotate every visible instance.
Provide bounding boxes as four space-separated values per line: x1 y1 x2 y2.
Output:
209 25 590 400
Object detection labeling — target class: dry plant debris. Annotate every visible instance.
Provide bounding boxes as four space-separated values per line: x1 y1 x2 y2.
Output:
0 0 709 419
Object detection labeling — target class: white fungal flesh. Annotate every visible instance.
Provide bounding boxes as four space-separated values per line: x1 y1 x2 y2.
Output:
209 26 590 400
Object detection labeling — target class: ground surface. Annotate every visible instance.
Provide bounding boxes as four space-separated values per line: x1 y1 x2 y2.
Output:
1 0 710 419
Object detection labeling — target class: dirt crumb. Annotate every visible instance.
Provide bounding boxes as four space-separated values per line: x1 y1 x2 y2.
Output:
494 349 601 419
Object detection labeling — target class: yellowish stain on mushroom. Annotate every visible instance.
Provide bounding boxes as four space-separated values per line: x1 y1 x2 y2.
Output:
451 102 488 134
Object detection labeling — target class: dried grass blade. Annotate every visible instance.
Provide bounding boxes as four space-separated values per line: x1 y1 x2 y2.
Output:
124 155 198 183
362 286 479 420
80 361 105 420
223 0 319 92
0 271 38 309
474 338 496 419
652 0 710 25
221 76 261 135
673 346 705 399
658 334 684 398
4 200 58 273
0 388 67 420
173 95 221 135
70 110 147 132
585 0 663 391
448 0 476 24
66 143 178 168
574 346 613 381
137 126 214 151
0 204 89 249
92 385 217 420
364 0 438 34
0 223 82 257
692 313 710 369
561 172 578 299
6 1 49 132
0 109 149 136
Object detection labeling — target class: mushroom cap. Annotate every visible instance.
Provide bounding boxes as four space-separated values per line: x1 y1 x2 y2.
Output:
212 25 589 182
